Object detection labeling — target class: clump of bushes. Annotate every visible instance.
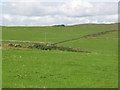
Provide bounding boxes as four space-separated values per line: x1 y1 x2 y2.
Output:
28 43 89 53
28 43 57 50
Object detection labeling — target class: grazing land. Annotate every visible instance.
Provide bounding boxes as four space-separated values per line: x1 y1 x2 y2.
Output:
2 23 118 88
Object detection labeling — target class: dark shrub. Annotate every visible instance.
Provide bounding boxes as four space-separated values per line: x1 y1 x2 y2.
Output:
28 43 89 53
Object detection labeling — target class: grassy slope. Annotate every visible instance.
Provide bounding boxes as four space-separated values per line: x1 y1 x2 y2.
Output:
3 48 118 88
2 24 117 43
2 24 118 88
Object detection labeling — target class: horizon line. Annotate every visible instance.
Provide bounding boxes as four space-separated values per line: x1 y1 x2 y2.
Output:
0 23 118 27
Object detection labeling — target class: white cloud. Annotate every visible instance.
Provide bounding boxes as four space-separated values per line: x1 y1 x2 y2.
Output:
3 1 117 16
2 14 118 26
105 14 118 21
1 0 118 26
3 14 12 21
2 0 119 2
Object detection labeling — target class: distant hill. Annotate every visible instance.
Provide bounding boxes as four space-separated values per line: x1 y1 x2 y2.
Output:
70 23 118 27
1 23 119 27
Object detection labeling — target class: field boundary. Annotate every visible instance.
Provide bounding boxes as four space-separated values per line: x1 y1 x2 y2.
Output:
1 40 50 44
1 30 119 45
86 37 120 39
52 30 119 45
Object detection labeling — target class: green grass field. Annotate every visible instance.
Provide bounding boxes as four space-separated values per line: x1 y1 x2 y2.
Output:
2 24 118 88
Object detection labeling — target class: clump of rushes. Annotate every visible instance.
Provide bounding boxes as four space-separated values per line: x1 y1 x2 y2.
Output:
28 43 90 53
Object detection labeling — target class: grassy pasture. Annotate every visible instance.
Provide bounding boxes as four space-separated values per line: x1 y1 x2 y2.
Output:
97 31 118 38
2 24 118 88
2 24 117 43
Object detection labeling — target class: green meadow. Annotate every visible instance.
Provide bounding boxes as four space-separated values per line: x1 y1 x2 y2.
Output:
2 24 118 88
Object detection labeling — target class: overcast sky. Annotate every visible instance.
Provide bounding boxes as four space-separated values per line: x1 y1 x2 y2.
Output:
0 0 119 26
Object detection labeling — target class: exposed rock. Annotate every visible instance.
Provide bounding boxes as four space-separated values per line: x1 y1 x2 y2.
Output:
15 44 22 47
8 43 14 46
